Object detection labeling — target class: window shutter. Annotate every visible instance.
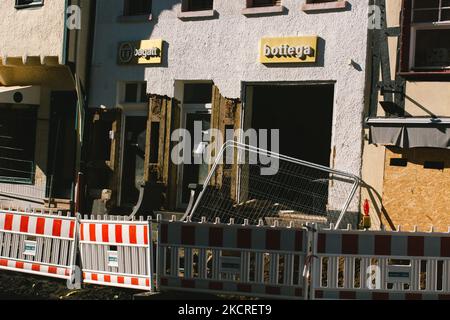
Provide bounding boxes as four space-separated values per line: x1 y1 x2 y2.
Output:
399 0 412 72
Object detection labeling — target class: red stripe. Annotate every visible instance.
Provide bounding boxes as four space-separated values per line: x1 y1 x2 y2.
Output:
65 269 70 276
131 278 139 286
89 224 96 242
91 273 98 281
4 214 13 231
80 224 84 240
129 225 137 244
20 216 29 233
145 279 150 287
102 224 109 243
36 217 45 235
48 267 57 274
15 262 24 269
104 275 111 283
115 225 123 243
118 276 125 284
52 219 62 237
144 226 149 245
0 259 7 267
32 264 40 272
69 221 75 238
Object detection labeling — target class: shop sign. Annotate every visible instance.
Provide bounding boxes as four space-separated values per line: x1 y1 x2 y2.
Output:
118 39 163 65
260 36 318 64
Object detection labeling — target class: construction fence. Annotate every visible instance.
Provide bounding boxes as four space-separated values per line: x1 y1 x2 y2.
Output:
1 208 450 300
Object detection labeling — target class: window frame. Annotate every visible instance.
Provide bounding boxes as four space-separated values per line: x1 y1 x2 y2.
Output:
409 23 450 71
399 0 450 77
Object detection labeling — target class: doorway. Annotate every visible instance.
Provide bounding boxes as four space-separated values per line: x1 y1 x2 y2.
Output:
248 83 334 166
120 116 147 206
178 105 212 207
176 82 213 208
47 91 77 199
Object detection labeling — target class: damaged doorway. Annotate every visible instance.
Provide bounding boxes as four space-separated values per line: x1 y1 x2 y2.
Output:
246 83 334 166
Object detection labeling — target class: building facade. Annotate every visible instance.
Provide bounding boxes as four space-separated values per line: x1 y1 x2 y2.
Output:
363 0 450 231
87 0 370 225
0 0 95 211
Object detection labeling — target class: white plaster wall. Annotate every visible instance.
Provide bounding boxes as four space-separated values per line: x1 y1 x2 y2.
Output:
90 0 370 180
0 0 65 60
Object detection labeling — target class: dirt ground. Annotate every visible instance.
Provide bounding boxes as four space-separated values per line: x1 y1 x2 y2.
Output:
0 271 233 300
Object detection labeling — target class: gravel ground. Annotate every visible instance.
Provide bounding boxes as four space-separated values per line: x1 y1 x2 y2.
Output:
0 271 139 300
0 271 238 300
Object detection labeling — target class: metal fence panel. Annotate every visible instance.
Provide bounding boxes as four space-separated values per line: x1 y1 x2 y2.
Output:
0 209 77 281
79 216 154 291
156 216 309 299
188 141 360 229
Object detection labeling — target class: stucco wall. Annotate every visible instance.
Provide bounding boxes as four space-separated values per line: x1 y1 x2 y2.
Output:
0 0 65 60
90 0 370 181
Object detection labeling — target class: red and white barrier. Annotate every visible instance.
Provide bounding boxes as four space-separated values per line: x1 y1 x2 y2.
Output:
0 209 78 281
79 216 154 291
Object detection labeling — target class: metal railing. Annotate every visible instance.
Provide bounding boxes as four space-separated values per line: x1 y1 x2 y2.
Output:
188 141 361 230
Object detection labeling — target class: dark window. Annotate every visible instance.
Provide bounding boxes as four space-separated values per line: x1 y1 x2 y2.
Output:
15 0 43 8
182 0 214 12
306 0 338 3
183 83 213 104
124 0 152 16
125 83 138 103
124 82 147 103
247 0 281 7
0 104 37 184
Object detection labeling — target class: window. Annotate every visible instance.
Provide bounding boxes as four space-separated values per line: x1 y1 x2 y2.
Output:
246 0 281 8
15 0 43 9
122 82 148 103
123 0 152 16
182 0 213 12
401 0 450 72
0 104 37 184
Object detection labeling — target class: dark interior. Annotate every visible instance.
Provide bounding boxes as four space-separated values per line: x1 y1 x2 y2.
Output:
251 84 335 166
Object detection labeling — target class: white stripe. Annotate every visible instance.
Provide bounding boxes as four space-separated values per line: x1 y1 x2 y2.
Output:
12 214 21 232
0 212 5 230
122 225 130 244
44 218 53 236
136 225 145 245
82 223 90 241
28 216 37 234
95 223 102 242
24 262 33 271
108 224 116 243
60 220 71 238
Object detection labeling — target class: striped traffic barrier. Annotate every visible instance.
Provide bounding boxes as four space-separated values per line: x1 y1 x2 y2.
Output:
79 216 154 291
157 216 309 299
0 209 78 281
310 224 450 299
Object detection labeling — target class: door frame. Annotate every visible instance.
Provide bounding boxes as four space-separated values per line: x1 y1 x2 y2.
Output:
117 105 147 207
176 103 212 209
